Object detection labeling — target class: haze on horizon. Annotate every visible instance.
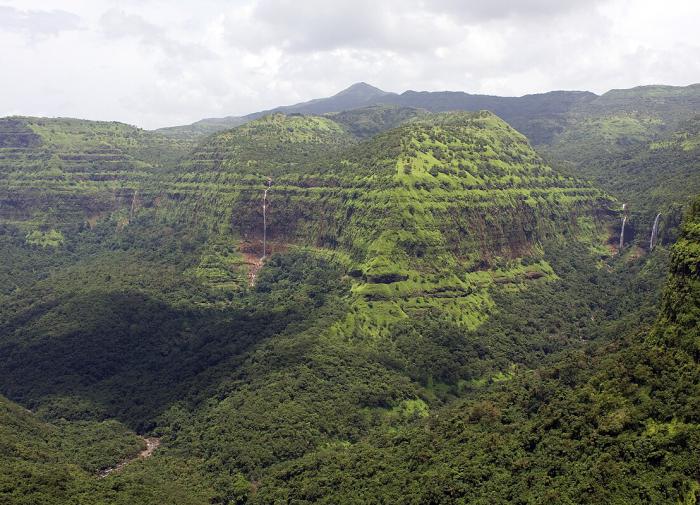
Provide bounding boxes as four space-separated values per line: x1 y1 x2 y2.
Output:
1 0 699 129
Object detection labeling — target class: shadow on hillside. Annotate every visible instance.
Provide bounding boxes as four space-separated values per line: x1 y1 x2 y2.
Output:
0 289 320 431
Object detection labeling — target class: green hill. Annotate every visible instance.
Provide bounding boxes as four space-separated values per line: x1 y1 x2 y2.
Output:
231 197 700 504
540 86 700 246
0 116 192 232
0 101 696 504
169 111 613 334
326 105 429 139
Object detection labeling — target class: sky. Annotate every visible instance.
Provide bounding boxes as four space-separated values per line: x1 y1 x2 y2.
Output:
1 0 699 129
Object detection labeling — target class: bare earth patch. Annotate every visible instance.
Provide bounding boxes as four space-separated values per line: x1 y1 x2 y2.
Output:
99 437 160 478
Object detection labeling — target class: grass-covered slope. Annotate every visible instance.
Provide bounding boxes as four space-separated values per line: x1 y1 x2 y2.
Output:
248 196 700 505
171 110 613 337
0 116 192 232
580 84 700 125
181 112 354 178
544 84 700 160
540 85 700 243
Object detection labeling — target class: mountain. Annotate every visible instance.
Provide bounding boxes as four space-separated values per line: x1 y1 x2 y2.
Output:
252 197 700 504
1 86 699 504
155 82 598 142
0 116 191 232
381 88 597 144
157 82 393 140
540 85 700 242
278 81 392 115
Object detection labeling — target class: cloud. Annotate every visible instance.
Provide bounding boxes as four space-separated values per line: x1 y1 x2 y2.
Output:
238 0 457 53
427 0 603 21
0 0 698 129
99 8 215 61
0 5 81 36
239 0 604 55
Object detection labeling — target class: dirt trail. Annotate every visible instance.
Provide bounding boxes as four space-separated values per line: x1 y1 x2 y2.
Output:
242 252 264 286
99 437 160 478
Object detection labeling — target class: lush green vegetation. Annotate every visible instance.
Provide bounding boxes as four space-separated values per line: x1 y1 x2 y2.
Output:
1 93 698 504
327 105 429 139
540 87 700 246
0 116 193 234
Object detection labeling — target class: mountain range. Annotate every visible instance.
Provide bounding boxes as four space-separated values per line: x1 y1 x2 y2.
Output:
0 81 699 504
156 81 700 145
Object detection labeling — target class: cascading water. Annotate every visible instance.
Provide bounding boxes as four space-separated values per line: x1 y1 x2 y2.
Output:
262 178 272 259
649 213 661 250
619 216 627 251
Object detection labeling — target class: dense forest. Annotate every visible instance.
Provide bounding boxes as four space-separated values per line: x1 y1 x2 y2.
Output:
0 83 699 504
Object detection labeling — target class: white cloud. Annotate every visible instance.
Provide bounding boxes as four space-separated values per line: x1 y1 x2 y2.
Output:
0 5 81 36
99 8 215 61
0 0 698 129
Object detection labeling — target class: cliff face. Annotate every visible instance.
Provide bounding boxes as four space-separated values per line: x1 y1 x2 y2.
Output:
0 117 191 227
540 87 700 241
170 111 614 336
0 111 616 337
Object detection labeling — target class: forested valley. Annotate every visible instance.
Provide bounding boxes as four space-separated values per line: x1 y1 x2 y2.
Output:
0 82 699 504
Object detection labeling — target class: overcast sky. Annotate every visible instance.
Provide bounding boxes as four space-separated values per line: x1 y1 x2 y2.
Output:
1 0 699 129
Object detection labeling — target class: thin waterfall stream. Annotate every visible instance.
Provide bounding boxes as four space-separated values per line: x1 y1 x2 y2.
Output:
262 177 271 259
619 216 627 251
619 204 627 253
650 213 661 250
246 177 272 287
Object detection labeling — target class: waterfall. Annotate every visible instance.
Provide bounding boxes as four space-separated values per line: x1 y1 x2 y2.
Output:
649 213 661 250
619 216 627 252
262 178 272 259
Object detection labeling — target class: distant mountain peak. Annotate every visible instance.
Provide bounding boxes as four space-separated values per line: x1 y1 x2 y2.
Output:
334 82 389 99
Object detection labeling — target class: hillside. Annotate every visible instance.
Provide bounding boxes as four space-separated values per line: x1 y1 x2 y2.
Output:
169 111 614 311
0 393 152 503
0 100 696 504
541 86 700 244
0 116 191 234
326 105 430 139
578 84 700 125
235 196 700 504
